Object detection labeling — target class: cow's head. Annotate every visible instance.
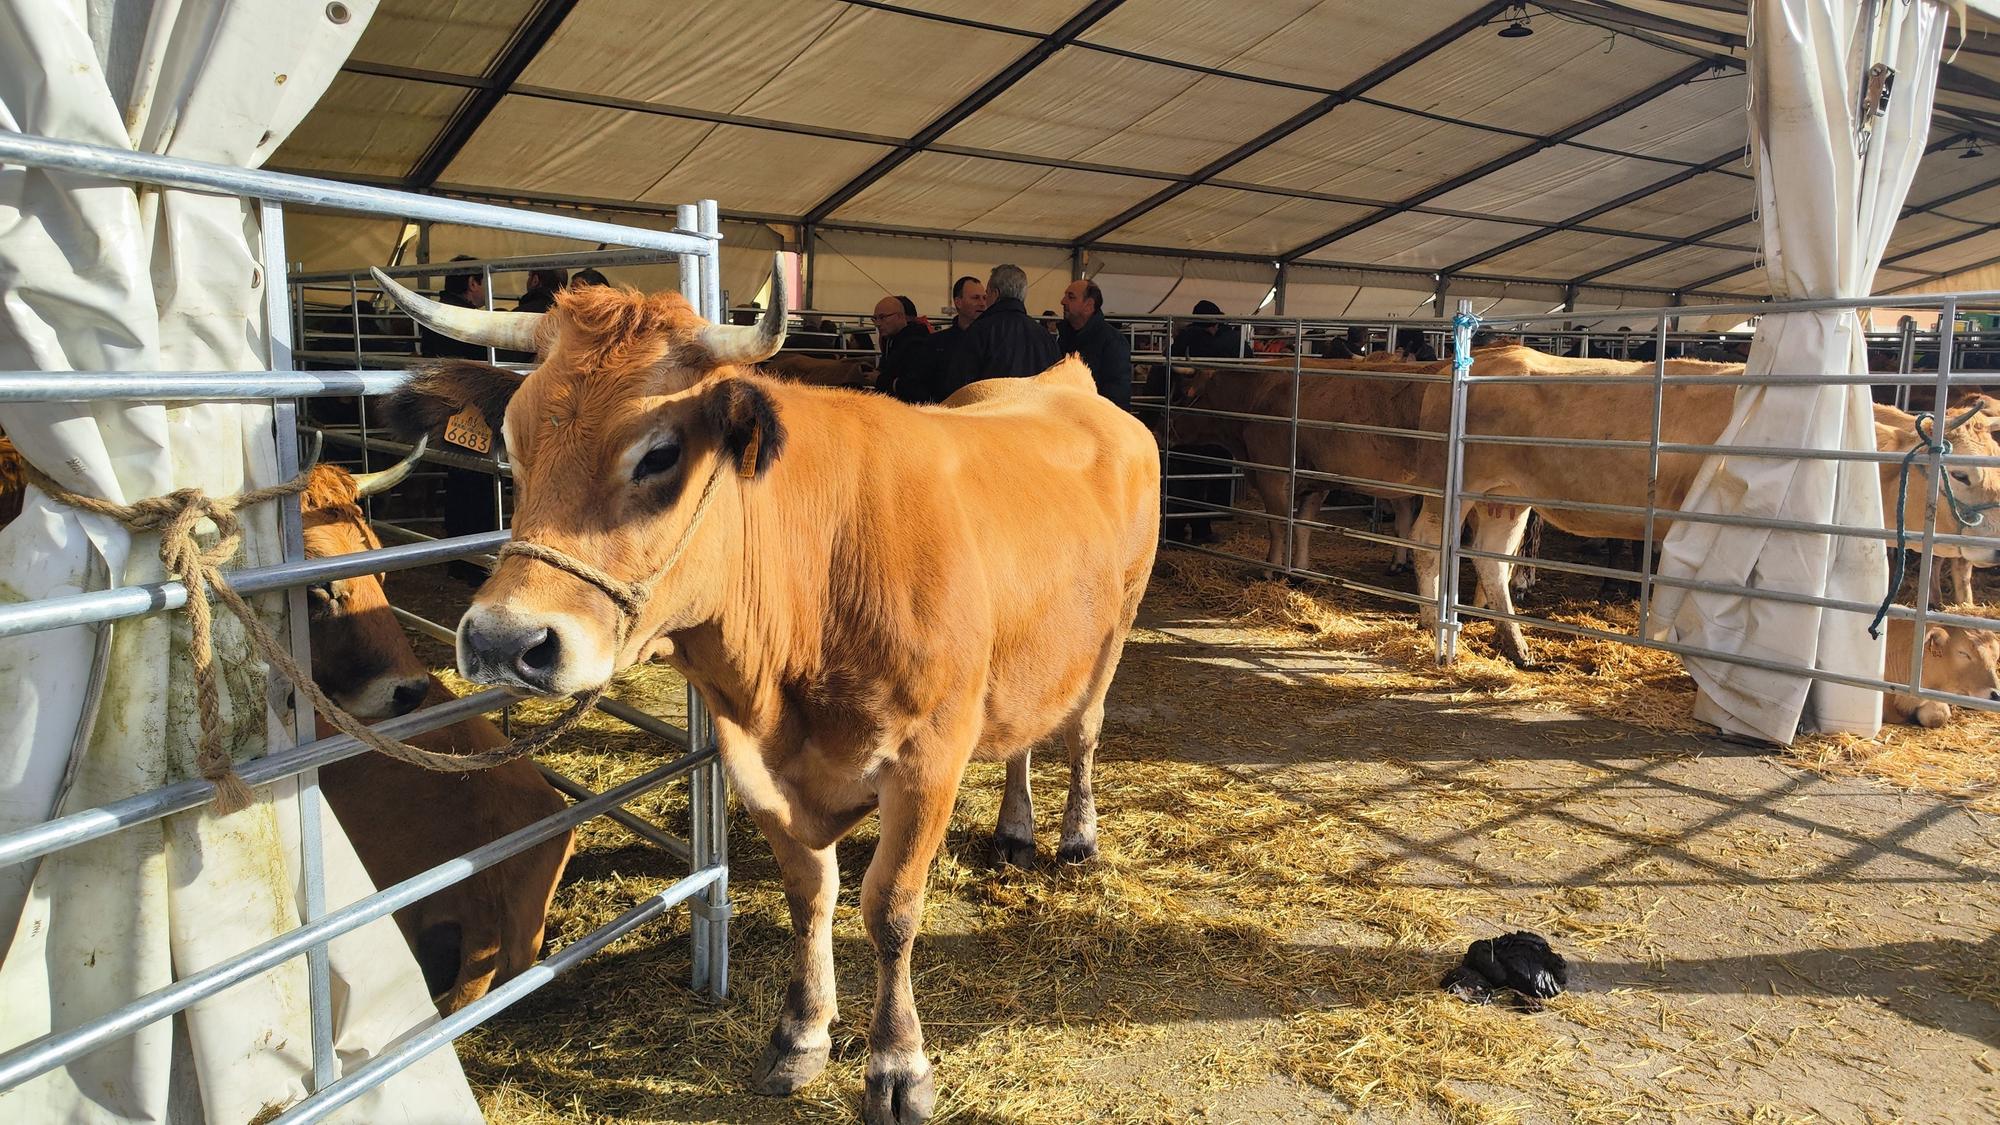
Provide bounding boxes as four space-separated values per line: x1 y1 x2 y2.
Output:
1877 405 2000 565
373 260 789 696
1902 620 2000 703
299 443 432 719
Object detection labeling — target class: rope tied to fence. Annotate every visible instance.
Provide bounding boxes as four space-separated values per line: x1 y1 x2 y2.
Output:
23 454 727 815
1871 407 2000 639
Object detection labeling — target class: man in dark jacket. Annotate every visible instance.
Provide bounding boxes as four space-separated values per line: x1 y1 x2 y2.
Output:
1172 299 1243 359
415 256 498 585
924 275 985 382
1057 279 1131 409
945 263 1058 396
871 295 937 402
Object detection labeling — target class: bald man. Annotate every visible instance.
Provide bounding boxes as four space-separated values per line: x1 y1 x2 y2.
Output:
1057 278 1131 409
872 294 937 402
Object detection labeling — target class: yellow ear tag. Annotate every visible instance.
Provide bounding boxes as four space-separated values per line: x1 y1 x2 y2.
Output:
444 407 494 454
738 424 761 479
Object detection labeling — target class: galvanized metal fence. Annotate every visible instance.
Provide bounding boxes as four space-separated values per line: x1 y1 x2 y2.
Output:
0 131 732 1121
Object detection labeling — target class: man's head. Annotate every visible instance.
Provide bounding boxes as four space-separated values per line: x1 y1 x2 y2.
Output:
987 264 1028 304
1192 299 1222 334
442 255 485 306
952 275 987 325
1061 279 1104 329
872 296 911 339
526 268 568 294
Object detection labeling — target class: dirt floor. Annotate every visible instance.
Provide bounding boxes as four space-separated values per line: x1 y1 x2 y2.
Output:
383 510 2000 1125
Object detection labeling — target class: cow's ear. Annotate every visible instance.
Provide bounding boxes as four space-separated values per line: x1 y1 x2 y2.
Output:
702 379 786 479
381 361 524 445
1925 625 1950 654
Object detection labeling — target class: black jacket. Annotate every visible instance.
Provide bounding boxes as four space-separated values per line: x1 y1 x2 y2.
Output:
946 296 1060 396
1172 321 1242 359
875 320 937 403
1057 311 1132 409
419 291 489 360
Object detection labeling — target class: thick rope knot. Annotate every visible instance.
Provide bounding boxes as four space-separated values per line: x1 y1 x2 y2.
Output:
21 459 641 816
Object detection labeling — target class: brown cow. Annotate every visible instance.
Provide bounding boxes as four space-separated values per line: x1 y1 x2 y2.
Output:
1409 346 2000 667
762 350 878 389
299 452 574 1014
371 263 1159 1124
1166 357 1442 576
1881 617 2000 726
0 437 24 529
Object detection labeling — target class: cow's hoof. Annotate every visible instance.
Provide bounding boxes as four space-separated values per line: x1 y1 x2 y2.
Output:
1056 838 1099 865
1386 562 1412 577
863 1062 935 1125
993 833 1037 867
749 1032 829 1097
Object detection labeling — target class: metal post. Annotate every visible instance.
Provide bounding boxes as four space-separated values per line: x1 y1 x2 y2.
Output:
698 199 722 321
1284 322 1302 572
260 200 334 1093
1910 300 1957 697
801 223 817 312
1896 314 1917 411
1638 311 1670 638
1438 299 1475 664
676 204 702 307
692 198 730 1000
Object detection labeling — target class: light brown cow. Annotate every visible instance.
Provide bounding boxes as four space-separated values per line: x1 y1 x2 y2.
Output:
372 265 1160 1124
762 350 878 389
299 456 574 1014
0 437 25 529
1881 617 2000 726
1409 345 2000 667
1166 357 1442 576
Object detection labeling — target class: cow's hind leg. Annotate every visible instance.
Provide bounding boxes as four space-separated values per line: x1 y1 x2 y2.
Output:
861 765 962 1125
749 820 842 1097
993 750 1036 866
1468 504 1538 669
1057 700 1105 865
1386 496 1417 576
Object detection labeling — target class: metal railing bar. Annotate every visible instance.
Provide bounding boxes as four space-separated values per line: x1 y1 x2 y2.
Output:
0 371 414 401
1459 432 2000 467
1456 488 2000 552
0 688 517 872
535 766 692 863
0 532 512 641
266 866 723 1125
0 748 710 1093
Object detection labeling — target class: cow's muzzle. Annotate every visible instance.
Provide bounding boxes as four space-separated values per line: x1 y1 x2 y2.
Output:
459 603 611 696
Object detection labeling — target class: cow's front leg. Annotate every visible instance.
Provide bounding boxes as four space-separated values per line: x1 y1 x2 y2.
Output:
748 815 840 1098
861 767 960 1124
993 749 1035 866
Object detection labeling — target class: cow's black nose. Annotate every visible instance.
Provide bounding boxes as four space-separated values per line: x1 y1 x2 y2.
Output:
462 615 562 694
390 682 428 716
1988 690 1999 702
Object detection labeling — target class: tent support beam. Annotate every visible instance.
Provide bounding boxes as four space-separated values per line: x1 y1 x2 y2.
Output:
404 0 578 188
799 0 1128 226
1279 59 1717 264
1072 2 1511 247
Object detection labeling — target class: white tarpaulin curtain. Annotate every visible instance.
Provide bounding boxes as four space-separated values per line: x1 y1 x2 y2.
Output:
0 2 480 1121
1647 0 1948 745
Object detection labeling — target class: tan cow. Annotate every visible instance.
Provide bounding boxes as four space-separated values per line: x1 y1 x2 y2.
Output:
1881 617 2000 726
299 454 574 1014
762 350 878 389
1165 357 1443 576
372 265 1160 1124
1409 345 2000 667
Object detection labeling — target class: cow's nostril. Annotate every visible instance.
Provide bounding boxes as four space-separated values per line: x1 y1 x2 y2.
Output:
390 682 428 716
1989 690 1999 702
516 629 560 677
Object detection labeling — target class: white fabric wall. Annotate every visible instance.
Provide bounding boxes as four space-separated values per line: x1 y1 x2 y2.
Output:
1084 251 1277 316
810 229 1070 316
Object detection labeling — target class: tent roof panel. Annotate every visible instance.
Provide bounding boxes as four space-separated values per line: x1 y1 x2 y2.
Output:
273 73 466 178
940 48 1318 174
827 152 1161 240
1594 243 1760 289
1567 71 1749 164
1888 228 2000 276
1081 0 1488 92
1226 101 1529 198
350 0 537 77
1427 145 1710 223
1905 141 2000 208
1886 211 1987 259
1476 230 1660 278
441 97 891 214
1368 15 1690 136
1302 213 1528 270
1102 187 1376 255
1586 172 1753 238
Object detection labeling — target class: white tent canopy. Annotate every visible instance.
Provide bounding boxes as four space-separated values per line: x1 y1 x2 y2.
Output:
267 0 2000 311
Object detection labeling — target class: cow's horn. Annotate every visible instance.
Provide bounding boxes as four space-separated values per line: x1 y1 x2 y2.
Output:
698 252 788 364
352 436 428 497
369 267 544 353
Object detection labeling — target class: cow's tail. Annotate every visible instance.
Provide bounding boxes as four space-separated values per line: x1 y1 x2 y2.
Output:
1039 354 1095 392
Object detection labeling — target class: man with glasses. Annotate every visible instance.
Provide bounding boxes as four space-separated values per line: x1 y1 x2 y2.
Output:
872 294 936 402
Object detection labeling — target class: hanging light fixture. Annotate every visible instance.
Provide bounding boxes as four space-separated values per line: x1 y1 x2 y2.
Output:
1962 142 1986 160
1498 4 1534 37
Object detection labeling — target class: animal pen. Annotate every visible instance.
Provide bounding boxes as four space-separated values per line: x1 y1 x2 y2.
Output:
0 131 732 1121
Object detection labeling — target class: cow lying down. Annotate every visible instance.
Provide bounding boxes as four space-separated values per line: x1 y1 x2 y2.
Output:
1881 617 2000 728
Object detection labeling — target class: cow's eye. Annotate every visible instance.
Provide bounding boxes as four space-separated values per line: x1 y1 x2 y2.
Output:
634 440 682 482
1951 469 1973 485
